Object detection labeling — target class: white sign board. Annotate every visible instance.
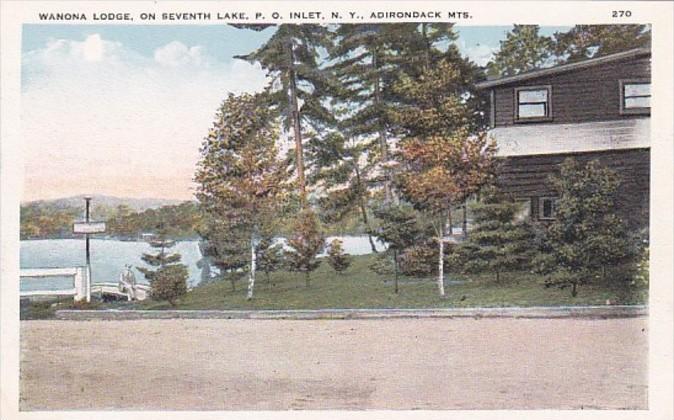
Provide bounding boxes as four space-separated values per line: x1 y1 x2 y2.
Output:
73 222 106 234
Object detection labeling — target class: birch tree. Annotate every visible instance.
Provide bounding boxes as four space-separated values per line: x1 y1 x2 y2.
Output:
195 92 289 300
394 60 496 296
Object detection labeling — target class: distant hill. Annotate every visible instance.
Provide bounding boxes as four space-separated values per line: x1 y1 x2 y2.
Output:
23 195 189 212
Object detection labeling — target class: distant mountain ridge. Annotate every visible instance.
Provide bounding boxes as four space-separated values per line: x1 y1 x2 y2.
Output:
23 194 191 211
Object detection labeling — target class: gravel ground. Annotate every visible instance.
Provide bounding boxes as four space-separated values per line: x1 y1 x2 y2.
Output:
20 317 648 410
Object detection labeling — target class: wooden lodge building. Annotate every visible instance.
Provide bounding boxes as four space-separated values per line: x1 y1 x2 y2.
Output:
476 48 651 228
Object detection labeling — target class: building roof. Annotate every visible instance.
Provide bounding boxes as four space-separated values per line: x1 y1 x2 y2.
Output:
492 118 649 157
476 48 651 90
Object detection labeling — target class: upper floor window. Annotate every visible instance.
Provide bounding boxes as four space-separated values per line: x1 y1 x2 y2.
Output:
620 80 650 115
515 86 552 122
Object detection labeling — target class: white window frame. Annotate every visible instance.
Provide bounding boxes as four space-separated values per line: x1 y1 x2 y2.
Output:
619 79 650 115
514 85 552 122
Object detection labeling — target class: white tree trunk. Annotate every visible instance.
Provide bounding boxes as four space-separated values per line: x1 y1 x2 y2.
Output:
437 237 445 297
246 237 256 300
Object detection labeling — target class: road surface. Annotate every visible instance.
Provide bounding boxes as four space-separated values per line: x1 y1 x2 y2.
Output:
20 317 648 410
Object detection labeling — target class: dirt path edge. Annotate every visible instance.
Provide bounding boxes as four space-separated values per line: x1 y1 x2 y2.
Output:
52 305 648 320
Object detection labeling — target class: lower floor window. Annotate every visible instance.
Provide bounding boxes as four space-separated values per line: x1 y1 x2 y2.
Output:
539 197 558 220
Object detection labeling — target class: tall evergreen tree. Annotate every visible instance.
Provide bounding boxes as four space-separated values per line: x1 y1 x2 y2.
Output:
195 92 289 300
306 131 378 252
553 25 651 63
454 188 536 282
235 24 334 206
487 25 554 77
328 24 406 205
535 159 638 297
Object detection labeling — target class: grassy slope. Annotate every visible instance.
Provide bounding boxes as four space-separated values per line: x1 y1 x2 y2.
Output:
139 254 647 310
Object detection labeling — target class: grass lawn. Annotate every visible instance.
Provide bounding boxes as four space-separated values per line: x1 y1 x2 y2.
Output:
21 254 646 319
138 253 647 310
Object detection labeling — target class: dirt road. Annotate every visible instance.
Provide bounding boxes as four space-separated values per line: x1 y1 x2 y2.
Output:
20 317 648 410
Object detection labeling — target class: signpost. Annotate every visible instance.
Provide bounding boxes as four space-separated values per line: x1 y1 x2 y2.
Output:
72 196 106 297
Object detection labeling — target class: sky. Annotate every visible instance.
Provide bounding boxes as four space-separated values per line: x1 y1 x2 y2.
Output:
21 24 568 202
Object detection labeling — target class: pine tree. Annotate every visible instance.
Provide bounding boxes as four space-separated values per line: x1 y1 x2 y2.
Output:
454 187 536 282
286 209 325 287
372 204 423 293
487 25 554 77
328 24 406 205
195 92 289 300
137 230 182 281
136 222 188 306
256 236 284 287
536 159 638 297
306 131 378 252
553 25 651 63
234 24 334 206
327 238 351 274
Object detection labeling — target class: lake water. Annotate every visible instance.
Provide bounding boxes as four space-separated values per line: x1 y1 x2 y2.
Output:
20 236 382 292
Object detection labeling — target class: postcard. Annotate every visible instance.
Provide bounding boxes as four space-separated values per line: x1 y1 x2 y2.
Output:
1 1 672 419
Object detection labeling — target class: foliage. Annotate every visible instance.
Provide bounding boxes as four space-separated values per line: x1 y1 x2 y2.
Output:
553 25 651 63
21 200 203 240
393 54 497 296
487 25 554 76
399 241 441 277
328 24 410 204
286 209 325 286
135 254 647 312
150 264 188 307
20 203 81 239
137 232 182 282
195 92 290 299
199 219 248 291
306 131 378 252
107 202 203 240
536 159 639 297
256 236 285 284
236 24 335 203
327 239 351 274
453 188 536 282
371 204 424 292
487 25 651 77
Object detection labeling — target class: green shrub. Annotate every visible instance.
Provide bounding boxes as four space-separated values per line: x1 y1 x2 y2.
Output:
150 264 188 306
327 238 351 273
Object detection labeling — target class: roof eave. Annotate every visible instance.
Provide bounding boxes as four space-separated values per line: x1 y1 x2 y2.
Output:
476 48 651 90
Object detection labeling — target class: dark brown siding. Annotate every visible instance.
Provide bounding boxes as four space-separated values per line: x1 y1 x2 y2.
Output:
496 148 650 227
493 56 651 127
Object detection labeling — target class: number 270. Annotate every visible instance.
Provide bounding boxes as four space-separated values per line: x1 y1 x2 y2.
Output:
612 10 632 17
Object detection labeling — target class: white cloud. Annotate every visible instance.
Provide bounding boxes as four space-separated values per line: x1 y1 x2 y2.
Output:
153 41 207 67
22 34 268 201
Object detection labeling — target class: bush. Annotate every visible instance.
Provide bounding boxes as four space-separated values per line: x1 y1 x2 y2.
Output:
327 238 351 273
399 241 439 277
286 209 325 287
150 264 188 306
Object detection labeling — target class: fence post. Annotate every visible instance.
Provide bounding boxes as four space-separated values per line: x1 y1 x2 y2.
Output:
74 267 84 302
85 266 91 302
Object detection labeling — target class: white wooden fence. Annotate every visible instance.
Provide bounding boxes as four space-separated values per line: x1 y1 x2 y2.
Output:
20 266 90 302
